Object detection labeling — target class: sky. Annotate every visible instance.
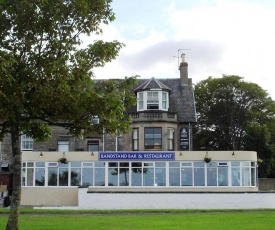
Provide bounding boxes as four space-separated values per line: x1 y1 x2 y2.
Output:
87 0 275 99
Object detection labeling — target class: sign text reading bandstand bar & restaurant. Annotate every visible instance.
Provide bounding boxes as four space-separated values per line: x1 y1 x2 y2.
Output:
99 152 175 161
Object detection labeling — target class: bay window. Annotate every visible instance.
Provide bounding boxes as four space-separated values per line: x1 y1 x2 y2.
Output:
137 91 169 111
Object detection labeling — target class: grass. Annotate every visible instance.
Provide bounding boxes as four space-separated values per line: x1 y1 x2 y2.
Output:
0 209 275 229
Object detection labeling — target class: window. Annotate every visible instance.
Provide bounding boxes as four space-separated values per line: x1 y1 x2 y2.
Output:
207 162 218 186
48 162 58 186
22 162 34 186
95 162 105 186
155 162 166 186
21 134 34 151
218 163 228 186
91 116 99 124
162 92 168 110
167 128 174 151
132 128 139 151
144 128 162 150
70 162 81 186
147 92 159 109
169 162 180 186
137 91 169 111
58 141 69 152
59 162 69 186
22 160 257 188
251 162 256 186
231 162 240 186
241 162 250 186
131 162 142 186
88 140 99 151
138 92 144 110
181 162 193 186
35 162 45 186
82 162 93 187
194 162 205 186
143 162 154 186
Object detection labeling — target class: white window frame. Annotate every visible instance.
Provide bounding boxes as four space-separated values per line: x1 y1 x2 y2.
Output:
162 92 168 110
132 128 139 151
22 160 257 188
137 92 144 110
137 91 169 111
21 134 34 151
147 91 159 109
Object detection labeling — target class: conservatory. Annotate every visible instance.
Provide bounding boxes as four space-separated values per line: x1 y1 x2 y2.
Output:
20 151 258 207
21 151 257 189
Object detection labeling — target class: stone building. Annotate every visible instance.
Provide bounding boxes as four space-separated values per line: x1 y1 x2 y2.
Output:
0 54 258 207
1 53 196 162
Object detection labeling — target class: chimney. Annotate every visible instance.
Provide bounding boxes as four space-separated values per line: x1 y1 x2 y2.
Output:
179 53 188 87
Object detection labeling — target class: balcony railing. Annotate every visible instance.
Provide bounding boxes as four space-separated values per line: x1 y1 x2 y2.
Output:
129 112 177 122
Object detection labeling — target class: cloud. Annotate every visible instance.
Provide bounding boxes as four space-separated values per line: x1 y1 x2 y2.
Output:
117 39 224 74
90 0 275 98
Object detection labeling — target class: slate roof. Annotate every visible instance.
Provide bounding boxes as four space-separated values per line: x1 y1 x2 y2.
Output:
127 77 197 123
134 77 171 92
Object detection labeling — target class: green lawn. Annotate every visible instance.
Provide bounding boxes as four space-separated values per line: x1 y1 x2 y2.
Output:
0 209 275 230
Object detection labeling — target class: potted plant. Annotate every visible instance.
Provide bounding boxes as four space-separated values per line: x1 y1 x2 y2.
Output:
204 156 211 163
58 157 68 164
204 151 211 163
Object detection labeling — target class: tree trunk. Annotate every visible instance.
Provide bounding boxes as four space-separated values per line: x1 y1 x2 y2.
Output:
6 125 21 230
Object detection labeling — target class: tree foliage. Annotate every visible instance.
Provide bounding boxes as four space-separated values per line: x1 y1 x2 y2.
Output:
194 75 275 177
0 1 137 229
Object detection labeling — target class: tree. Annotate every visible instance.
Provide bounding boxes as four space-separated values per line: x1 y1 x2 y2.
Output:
244 122 275 178
0 0 137 229
193 75 275 173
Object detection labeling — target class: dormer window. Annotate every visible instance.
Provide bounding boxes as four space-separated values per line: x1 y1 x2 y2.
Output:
147 92 159 109
137 91 169 111
135 77 171 112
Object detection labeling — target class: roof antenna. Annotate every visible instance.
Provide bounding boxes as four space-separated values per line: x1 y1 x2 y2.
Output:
173 49 191 69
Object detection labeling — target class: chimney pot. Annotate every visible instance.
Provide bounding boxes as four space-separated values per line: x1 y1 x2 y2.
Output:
180 53 188 87
181 53 186 63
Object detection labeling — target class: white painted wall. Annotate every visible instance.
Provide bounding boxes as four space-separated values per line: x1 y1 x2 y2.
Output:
77 188 275 210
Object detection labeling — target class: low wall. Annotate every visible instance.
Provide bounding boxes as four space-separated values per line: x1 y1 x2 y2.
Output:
21 181 275 208
259 178 275 191
78 189 275 210
21 187 78 206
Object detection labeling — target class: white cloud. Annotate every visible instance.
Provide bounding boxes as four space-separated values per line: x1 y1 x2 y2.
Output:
167 1 275 93
89 0 275 98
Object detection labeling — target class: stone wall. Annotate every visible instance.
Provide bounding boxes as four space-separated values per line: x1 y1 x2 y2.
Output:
21 187 78 206
1 136 12 163
259 178 275 191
